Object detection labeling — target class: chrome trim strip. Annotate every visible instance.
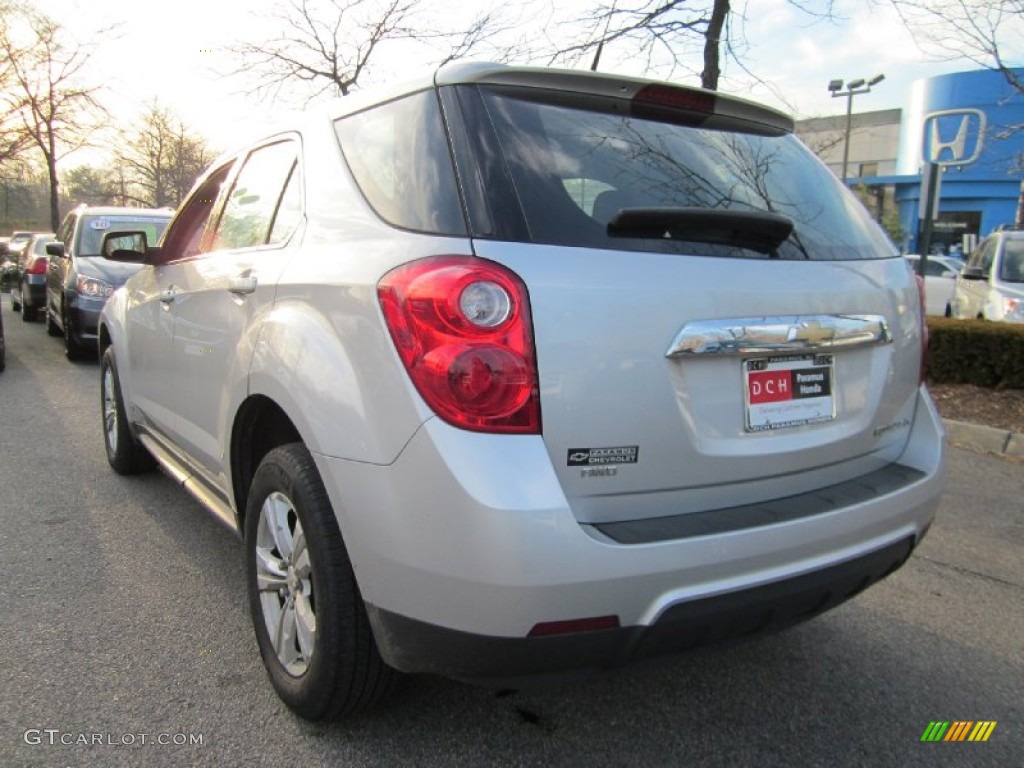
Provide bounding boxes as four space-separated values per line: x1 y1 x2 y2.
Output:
665 314 892 358
138 433 240 536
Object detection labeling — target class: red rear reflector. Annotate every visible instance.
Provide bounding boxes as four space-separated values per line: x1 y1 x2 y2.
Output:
633 84 715 114
528 615 621 637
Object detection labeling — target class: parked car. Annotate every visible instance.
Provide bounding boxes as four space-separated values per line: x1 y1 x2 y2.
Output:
903 253 964 316
5 231 41 271
98 63 946 721
951 229 1024 322
0 287 5 373
46 206 172 359
10 233 57 321
0 255 15 291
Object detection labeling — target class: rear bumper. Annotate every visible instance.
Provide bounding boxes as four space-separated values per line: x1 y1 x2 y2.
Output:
22 275 46 308
315 387 944 682
367 534 915 685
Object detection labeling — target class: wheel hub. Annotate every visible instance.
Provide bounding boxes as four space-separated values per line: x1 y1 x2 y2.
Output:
286 566 301 596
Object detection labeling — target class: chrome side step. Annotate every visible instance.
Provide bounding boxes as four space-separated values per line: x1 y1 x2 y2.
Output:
138 433 240 536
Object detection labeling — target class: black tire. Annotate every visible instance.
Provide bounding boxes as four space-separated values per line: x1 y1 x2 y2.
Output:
246 443 396 720
21 289 35 322
45 304 61 337
944 302 951 318
100 347 155 474
63 306 89 360
10 285 21 312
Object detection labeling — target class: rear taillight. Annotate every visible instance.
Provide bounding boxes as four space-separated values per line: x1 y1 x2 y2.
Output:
378 256 540 434
27 256 48 275
915 272 929 383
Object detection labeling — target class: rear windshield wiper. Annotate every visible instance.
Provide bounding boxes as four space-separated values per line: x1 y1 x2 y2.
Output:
607 207 794 255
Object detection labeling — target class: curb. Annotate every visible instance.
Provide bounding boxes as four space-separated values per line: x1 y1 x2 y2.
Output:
942 418 1024 458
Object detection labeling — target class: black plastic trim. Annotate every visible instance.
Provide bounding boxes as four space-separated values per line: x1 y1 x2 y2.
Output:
366 535 916 686
593 463 926 544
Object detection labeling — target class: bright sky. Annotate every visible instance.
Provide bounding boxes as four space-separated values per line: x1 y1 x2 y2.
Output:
30 0 1024 166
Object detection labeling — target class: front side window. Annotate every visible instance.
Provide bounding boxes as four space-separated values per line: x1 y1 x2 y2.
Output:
161 165 233 263
966 238 995 273
59 215 76 247
211 140 301 251
473 87 895 260
335 90 466 236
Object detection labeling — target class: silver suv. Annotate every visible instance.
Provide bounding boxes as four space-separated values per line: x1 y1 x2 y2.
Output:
98 63 946 720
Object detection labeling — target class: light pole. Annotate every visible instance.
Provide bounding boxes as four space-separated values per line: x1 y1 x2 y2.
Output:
828 74 885 183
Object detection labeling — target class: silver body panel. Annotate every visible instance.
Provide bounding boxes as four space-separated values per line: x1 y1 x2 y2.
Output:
100 64 945 669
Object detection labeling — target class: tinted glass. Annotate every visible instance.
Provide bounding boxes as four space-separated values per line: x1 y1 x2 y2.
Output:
75 215 171 257
268 162 302 245
213 141 298 251
968 238 995 272
477 89 895 260
335 90 466 236
162 165 233 262
999 238 1024 282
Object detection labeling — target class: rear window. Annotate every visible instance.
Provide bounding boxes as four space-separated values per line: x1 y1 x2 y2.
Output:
475 88 895 260
76 215 171 257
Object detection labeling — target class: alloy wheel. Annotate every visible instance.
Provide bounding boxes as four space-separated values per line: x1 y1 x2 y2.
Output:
254 491 316 676
102 364 118 455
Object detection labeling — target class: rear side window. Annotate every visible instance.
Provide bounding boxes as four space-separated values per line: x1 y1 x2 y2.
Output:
473 88 895 260
335 90 466 236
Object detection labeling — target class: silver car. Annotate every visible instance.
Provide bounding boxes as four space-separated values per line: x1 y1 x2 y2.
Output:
98 63 946 720
951 229 1024 322
904 253 963 316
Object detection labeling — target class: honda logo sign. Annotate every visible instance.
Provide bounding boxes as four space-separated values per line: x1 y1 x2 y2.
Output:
922 109 986 166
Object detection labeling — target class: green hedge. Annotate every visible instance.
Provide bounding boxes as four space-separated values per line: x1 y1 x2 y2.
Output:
926 317 1024 389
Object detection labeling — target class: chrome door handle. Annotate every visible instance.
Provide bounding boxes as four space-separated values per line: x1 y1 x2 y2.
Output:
228 275 257 295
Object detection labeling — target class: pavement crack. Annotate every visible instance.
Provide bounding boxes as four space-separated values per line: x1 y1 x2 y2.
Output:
916 554 1022 589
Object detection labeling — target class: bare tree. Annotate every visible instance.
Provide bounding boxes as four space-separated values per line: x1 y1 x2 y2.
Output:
886 0 1024 93
117 103 213 208
550 0 837 91
0 3 105 230
0 4 32 167
231 0 521 100
62 164 116 206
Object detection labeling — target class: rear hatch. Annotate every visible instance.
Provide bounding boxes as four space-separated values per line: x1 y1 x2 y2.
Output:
442 70 922 525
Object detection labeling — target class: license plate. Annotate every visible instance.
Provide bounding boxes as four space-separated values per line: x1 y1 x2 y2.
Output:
744 354 835 432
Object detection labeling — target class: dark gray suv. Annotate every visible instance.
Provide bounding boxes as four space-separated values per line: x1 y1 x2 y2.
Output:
46 205 171 359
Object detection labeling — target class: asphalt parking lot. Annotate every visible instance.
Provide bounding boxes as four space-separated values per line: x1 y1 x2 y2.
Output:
0 295 1021 768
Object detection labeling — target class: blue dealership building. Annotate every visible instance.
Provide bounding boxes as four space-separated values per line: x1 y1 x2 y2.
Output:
797 67 1024 255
